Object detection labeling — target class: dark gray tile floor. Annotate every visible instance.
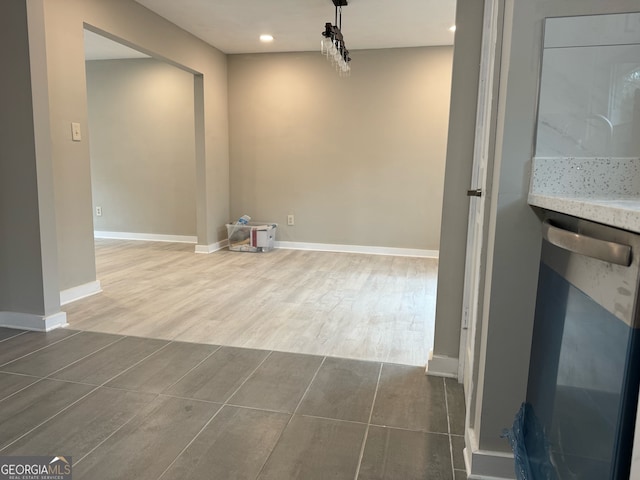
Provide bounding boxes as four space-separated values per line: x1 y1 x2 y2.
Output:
0 328 467 480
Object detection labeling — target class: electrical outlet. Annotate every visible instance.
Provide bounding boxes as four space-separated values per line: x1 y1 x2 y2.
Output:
71 122 82 141
287 214 295 226
96 206 102 217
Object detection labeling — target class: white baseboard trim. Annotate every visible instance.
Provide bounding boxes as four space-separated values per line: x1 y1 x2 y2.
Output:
426 353 459 378
275 241 438 258
60 280 102 306
0 311 68 332
194 239 229 254
465 429 515 479
94 231 197 244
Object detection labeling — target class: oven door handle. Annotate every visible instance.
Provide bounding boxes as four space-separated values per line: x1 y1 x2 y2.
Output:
542 220 632 266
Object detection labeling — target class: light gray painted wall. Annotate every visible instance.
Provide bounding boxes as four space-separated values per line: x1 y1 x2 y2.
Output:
86 59 196 236
0 0 43 313
471 0 640 457
433 0 485 358
228 47 453 250
38 0 229 291
0 0 59 316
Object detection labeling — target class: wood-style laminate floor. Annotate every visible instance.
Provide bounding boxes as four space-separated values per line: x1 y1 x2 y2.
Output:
65 240 438 366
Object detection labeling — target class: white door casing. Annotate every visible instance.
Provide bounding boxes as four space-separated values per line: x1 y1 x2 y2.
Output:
458 0 502 411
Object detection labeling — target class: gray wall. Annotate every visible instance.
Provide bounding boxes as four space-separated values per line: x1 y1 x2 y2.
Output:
37 0 229 291
228 47 453 250
0 0 59 316
86 58 196 236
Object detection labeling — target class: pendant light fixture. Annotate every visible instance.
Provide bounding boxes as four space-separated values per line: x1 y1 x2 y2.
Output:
321 0 351 77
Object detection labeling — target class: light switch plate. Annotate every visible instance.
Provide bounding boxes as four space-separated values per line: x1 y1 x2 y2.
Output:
71 122 82 141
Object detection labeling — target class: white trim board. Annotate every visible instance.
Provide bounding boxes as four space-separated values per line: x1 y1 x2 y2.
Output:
194 239 229 254
94 231 197 244
275 241 438 258
60 280 102 305
426 353 459 378
0 311 68 332
465 428 515 479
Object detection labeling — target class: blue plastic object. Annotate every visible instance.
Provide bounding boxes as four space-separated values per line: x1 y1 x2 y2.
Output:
502 403 556 480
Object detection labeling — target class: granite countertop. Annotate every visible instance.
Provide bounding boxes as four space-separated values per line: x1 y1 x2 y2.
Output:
528 157 640 233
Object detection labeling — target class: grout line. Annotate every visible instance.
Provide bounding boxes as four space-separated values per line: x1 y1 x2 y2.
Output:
297 413 368 427
98 340 173 387
367 422 450 436
159 345 222 393
0 330 83 368
224 402 293 416
0 377 45 404
66 340 173 390
153 393 223 405
42 335 126 379
0 330 28 344
443 378 456 479
155 403 225 480
0 385 102 454
74 393 161 466
0 371 45 380
353 362 383 480
292 356 326 415
254 356 328 478
222 351 273 404
1 339 172 458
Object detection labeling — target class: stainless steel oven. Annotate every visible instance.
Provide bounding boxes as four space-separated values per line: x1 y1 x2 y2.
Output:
526 211 640 479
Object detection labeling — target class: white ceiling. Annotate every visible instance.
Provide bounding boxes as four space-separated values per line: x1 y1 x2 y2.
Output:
133 0 457 54
84 30 150 60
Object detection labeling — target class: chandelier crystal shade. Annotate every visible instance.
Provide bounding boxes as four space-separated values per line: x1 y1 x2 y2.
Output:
321 0 351 77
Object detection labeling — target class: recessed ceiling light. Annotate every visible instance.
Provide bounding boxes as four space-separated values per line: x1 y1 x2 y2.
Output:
260 34 274 42
449 25 457 32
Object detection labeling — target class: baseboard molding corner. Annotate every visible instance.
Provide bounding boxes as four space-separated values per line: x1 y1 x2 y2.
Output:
60 280 102 305
464 429 515 480
0 310 68 332
94 231 197 244
194 239 229 254
426 354 459 378
275 241 438 258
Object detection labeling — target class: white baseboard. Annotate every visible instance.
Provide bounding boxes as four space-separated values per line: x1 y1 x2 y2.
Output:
426 353 459 378
194 239 229 254
465 429 515 479
60 280 102 306
0 311 68 332
94 231 197 244
275 241 438 258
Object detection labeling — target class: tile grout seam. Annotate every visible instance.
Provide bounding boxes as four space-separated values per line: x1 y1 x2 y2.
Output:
0 384 102 454
41 335 127 379
95 340 174 387
73 392 162 466
0 330 28 344
157 345 222 394
154 403 225 480
2 339 182 460
221 350 274 404
43 335 170 382
443 378 456 479
0 330 84 369
353 362 384 480
253 355 328 479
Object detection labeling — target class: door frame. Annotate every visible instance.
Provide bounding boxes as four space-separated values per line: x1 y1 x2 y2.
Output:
457 0 504 405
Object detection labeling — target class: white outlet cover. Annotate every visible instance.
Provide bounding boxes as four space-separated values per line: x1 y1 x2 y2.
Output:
71 122 82 141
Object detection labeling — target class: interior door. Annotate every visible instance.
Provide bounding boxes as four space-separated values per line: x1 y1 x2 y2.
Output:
458 0 501 402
